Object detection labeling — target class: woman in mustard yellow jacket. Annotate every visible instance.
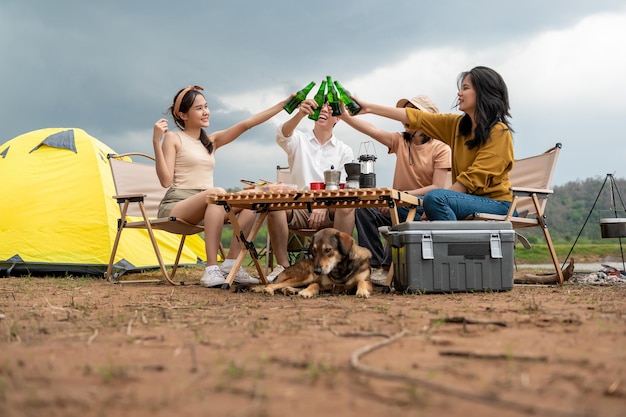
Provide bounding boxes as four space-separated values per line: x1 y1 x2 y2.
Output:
355 66 515 220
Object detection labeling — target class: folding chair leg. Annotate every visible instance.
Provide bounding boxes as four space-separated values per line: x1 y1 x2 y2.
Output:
106 221 125 282
533 194 563 285
170 235 187 281
106 201 129 282
138 203 180 286
541 226 563 285
106 201 162 285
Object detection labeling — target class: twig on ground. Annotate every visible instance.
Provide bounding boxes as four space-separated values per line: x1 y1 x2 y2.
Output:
126 311 138 336
605 380 625 397
45 297 81 321
439 350 548 362
189 343 198 373
87 328 99 346
350 330 585 417
329 328 389 338
431 317 507 327
514 258 575 285
45 298 70 311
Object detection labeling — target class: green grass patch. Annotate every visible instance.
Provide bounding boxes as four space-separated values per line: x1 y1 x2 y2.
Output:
515 242 625 264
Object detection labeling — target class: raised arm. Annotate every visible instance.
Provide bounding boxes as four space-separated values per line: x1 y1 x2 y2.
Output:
152 118 177 188
355 99 410 125
280 98 316 137
212 96 292 149
340 111 395 148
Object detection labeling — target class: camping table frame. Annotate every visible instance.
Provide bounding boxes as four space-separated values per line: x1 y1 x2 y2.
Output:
207 188 421 290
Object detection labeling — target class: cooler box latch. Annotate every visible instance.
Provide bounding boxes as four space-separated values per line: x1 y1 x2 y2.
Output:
490 233 503 259
421 234 434 259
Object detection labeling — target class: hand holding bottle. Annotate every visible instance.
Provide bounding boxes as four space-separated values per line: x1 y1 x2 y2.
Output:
346 97 372 115
286 77 363 117
326 75 342 116
308 80 327 121
295 99 317 116
283 81 316 114
334 80 361 115
335 100 354 121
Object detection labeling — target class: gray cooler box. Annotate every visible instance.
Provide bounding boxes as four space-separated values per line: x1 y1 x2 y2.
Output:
386 221 515 293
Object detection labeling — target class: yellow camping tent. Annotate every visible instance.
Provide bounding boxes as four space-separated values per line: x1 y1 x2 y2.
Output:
0 128 206 276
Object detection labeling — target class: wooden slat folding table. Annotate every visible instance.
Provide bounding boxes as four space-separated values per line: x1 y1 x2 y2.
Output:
207 188 421 289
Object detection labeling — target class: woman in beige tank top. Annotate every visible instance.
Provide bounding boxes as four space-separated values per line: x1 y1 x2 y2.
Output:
152 85 290 288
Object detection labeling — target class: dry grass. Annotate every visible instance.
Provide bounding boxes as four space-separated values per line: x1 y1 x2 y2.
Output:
1 269 625 417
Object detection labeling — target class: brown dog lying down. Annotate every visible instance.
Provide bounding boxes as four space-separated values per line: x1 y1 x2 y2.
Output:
252 228 373 298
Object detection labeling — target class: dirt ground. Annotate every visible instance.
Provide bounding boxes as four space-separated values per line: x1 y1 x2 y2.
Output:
1 267 625 417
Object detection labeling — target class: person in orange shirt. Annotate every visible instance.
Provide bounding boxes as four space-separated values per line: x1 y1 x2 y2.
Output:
340 94 451 284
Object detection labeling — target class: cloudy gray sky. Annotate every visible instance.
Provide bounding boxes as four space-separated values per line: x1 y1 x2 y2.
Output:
2 0 625 189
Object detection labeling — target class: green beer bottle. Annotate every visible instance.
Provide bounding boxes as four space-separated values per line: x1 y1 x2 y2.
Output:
308 80 327 121
326 75 342 116
334 80 362 115
283 81 316 114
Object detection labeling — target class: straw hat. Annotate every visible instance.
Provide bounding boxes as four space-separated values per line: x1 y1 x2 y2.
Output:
395 95 439 113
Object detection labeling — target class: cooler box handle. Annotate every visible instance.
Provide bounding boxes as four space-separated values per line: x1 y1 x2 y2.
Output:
490 233 503 259
422 234 434 259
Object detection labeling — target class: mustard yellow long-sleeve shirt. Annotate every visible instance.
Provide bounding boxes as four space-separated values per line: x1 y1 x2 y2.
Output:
406 109 514 202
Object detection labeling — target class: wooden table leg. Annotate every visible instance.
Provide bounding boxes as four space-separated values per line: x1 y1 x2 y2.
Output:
246 212 269 283
223 211 269 289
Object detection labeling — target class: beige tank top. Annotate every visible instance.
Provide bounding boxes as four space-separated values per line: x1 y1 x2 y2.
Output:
171 131 215 190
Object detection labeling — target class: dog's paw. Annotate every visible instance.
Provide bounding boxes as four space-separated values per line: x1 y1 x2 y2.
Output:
250 285 276 295
356 289 371 298
298 288 318 298
281 286 300 296
249 285 264 293
356 280 373 298
262 287 277 295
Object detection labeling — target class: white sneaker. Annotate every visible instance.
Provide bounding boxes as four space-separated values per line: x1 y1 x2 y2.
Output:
266 265 286 283
221 266 260 285
370 268 389 286
200 267 226 288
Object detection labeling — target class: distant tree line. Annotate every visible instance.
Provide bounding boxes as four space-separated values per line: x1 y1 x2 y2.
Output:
530 175 626 243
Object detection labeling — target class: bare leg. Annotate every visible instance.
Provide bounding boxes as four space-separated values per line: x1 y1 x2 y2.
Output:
203 204 225 266
333 208 355 236
170 189 226 267
267 210 290 268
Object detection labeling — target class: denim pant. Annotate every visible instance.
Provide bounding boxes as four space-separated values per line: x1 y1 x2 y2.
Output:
355 205 424 268
423 189 513 220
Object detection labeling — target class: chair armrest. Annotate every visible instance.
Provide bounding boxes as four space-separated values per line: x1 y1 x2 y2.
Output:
113 193 147 203
511 187 553 197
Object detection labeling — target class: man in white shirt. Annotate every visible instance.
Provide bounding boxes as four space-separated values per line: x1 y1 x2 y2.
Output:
266 99 355 282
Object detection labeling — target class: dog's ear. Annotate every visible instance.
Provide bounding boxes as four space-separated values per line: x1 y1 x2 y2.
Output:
336 231 354 256
308 234 316 254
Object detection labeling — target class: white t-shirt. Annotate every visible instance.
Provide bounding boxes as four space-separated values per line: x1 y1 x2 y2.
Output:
276 123 354 190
